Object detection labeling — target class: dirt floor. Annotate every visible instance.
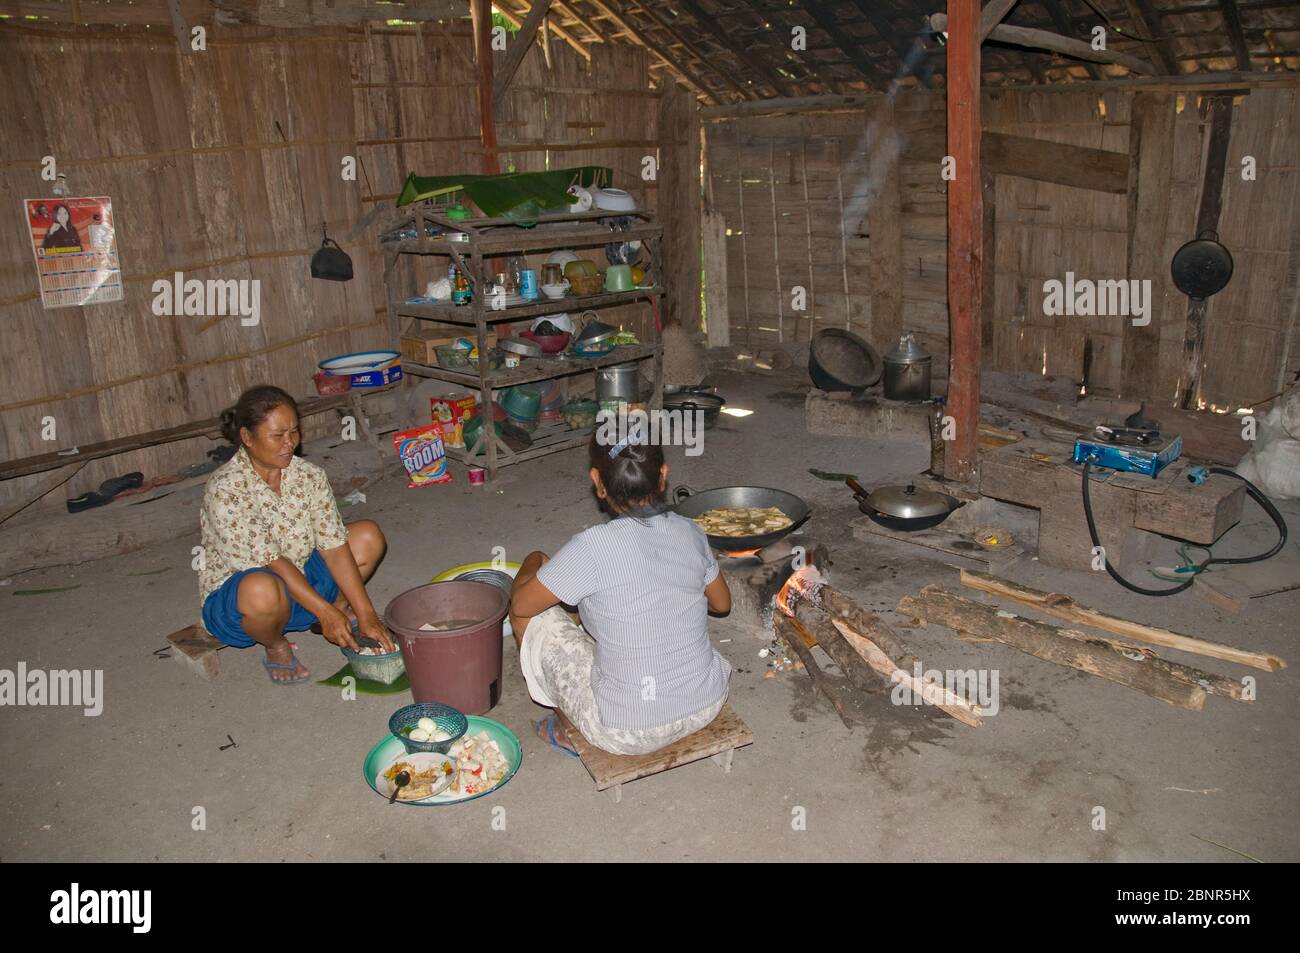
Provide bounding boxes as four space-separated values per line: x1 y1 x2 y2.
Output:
2 368 1297 862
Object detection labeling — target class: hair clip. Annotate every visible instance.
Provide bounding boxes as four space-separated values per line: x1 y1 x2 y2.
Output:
608 436 632 459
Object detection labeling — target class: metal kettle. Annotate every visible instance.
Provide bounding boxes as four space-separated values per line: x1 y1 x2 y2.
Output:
882 332 932 401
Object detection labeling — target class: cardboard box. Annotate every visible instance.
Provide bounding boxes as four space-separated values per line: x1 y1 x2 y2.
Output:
399 326 496 365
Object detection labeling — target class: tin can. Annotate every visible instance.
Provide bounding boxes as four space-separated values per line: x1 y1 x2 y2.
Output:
468 467 487 486
520 269 538 300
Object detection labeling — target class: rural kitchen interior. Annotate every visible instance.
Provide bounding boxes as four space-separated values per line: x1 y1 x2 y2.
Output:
1 0 1298 875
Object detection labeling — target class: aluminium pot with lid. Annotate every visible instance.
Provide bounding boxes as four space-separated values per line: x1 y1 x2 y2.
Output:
596 362 640 403
882 332 932 401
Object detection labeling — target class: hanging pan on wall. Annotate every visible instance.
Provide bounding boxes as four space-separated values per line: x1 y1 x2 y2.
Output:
1171 230 1233 300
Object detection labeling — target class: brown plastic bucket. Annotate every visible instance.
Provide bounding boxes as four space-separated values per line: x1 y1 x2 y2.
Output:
384 581 509 714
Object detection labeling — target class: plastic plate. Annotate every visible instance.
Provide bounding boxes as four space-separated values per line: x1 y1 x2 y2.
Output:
362 715 522 806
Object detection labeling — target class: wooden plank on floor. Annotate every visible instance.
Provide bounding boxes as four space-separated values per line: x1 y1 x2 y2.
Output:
556 703 752 791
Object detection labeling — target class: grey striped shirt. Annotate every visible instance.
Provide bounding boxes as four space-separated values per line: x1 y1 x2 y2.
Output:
537 512 731 730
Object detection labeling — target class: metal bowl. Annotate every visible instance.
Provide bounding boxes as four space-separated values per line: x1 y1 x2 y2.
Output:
499 336 543 358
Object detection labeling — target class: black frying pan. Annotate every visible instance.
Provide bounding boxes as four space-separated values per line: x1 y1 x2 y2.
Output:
671 484 811 550
1171 231 1234 300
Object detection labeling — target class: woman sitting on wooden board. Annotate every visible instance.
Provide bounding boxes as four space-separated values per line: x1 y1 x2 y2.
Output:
198 385 392 684
509 433 732 756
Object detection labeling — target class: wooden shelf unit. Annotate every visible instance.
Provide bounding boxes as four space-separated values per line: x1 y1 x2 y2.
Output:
382 204 665 480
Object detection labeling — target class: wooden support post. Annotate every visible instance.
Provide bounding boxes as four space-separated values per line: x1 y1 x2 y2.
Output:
1121 92 1176 399
864 98 903 353
944 0 982 483
1177 94 1234 409
492 0 552 114
657 85 702 329
470 0 501 176
981 170 996 351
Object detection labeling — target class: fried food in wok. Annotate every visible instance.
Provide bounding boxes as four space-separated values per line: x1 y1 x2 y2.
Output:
692 505 793 538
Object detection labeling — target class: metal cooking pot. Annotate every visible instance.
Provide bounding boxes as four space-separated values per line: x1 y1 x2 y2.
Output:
1171 230 1234 300
662 390 725 429
596 362 640 403
847 478 962 532
882 333 932 401
671 484 811 551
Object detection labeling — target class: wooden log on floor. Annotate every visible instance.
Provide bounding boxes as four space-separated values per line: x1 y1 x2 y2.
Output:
958 569 1286 671
786 576 982 726
786 600 889 697
829 617 983 727
897 586 1207 710
773 613 857 729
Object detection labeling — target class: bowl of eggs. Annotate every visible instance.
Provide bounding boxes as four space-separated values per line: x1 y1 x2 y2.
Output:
389 702 468 754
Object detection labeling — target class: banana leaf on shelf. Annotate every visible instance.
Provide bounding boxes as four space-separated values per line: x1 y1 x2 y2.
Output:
396 166 612 221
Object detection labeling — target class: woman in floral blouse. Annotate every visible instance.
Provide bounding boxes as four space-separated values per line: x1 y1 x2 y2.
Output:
199 385 392 683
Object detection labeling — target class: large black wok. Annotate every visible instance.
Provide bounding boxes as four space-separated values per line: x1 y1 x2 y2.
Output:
672 485 811 550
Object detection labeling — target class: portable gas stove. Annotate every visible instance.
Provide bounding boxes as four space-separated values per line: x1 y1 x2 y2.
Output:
1072 425 1182 478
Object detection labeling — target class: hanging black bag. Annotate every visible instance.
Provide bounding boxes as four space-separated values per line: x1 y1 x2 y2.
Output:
311 223 353 282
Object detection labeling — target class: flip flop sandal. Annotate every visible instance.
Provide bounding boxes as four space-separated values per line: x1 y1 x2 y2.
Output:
98 472 144 497
534 716 580 758
261 652 311 685
66 472 146 513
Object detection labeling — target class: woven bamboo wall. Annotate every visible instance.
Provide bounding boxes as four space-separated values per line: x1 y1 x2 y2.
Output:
704 84 1300 409
0 17 655 514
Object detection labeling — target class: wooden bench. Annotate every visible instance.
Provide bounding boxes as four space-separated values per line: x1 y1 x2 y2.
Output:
980 443 1246 573
556 703 753 803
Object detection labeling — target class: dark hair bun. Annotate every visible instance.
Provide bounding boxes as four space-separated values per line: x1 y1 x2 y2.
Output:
221 385 298 447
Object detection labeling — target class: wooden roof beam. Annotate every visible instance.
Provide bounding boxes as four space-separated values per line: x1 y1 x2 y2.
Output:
1216 0 1254 71
1122 0 1182 75
584 0 721 102
1040 0 1103 80
629 1 759 100
675 0 797 97
979 0 1020 41
495 0 592 61
849 1 932 88
554 0 607 41
800 0 888 90
929 12 1158 74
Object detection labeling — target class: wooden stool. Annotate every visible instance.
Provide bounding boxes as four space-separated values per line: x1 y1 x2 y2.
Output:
166 623 223 680
555 703 753 803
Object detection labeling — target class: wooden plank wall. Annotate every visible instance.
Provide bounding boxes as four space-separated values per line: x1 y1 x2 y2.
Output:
703 85 1300 410
0 25 378 516
0 19 655 514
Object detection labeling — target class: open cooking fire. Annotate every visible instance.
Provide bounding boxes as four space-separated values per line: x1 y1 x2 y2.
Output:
775 566 827 617
719 548 762 559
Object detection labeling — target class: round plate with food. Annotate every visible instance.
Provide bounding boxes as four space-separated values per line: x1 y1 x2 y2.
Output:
377 752 458 803
364 715 523 806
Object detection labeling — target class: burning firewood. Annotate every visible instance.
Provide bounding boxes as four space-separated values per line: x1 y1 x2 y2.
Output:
776 567 984 728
